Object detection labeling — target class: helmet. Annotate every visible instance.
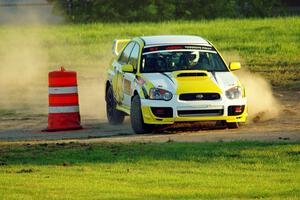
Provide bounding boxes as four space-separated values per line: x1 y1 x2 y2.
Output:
186 51 199 66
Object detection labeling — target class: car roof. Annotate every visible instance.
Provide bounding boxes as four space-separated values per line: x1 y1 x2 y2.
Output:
140 35 210 46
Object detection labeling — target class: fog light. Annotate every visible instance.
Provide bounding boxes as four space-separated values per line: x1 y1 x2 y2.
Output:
228 105 245 116
235 106 243 113
150 107 173 118
155 109 165 115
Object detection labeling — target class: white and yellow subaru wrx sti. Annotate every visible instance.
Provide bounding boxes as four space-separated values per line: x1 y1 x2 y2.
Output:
105 35 247 133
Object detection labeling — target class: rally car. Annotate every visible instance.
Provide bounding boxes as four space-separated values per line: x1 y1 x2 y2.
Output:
105 35 247 133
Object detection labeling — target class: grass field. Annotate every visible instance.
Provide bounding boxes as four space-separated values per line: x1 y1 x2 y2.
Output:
0 17 299 199
0 16 299 117
0 141 299 199
0 17 299 88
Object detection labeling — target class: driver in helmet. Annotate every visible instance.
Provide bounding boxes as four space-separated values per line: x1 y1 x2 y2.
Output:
178 51 199 70
186 51 199 67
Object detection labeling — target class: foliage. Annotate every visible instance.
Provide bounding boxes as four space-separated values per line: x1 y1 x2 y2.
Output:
51 0 286 22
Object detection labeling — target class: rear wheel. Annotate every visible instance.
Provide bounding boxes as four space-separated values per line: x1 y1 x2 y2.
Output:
106 86 125 125
227 122 239 129
130 95 153 134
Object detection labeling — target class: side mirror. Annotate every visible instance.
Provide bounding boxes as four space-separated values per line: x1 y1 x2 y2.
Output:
122 64 134 73
229 62 241 71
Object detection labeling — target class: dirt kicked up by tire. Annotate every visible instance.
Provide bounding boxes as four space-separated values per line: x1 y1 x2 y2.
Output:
106 87 125 125
130 95 153 134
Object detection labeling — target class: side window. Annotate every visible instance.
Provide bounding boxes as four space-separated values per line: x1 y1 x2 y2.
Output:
118 42 135 64
128 44 140 71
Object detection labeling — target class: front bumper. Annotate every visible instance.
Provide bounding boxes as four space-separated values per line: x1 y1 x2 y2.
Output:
141 95 247 124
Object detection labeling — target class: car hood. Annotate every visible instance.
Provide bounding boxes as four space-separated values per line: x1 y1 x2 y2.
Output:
141 70 239 94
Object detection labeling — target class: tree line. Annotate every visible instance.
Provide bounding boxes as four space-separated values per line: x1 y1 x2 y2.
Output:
49 0 288 23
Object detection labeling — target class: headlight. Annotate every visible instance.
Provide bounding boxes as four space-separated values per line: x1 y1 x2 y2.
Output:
226 86 242 99
149 88 173 101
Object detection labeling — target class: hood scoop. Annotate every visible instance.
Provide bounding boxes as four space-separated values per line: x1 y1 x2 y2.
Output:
177 72 207 77
174 70 209 78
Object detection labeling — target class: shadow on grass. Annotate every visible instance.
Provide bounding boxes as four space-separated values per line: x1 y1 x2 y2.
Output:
0 141 299 166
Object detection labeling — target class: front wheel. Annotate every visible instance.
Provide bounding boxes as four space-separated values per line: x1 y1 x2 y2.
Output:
106 86 125 125
130 95 153 134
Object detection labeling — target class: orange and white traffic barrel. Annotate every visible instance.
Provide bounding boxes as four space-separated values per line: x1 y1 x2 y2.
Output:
46 67 82 131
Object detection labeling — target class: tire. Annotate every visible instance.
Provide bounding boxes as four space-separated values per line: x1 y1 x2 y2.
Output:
130 95 153 134
106 86 125 125
227 122 239 129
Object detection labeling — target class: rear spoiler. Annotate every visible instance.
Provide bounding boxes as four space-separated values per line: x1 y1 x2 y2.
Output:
112 39 130 56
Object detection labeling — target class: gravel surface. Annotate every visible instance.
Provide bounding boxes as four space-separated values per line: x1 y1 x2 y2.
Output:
0 90 299 144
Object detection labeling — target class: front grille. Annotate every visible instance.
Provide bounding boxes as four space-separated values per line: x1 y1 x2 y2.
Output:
178 109 224 117
179 93 221 101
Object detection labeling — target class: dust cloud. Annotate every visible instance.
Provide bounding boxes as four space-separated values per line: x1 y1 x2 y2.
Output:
0 4 107 121
0 29 49 114
235 69 281 122
78 74 107 120
223 52 281 122
0 29 108 120
0 1 60 116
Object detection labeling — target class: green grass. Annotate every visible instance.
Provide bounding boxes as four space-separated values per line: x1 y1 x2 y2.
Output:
0 141 299 199
1 18 299 199
0 17 299 115
0 17 299 88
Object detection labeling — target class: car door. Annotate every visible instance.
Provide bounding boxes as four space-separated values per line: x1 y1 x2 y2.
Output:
122 43 140 107
112 42 135 103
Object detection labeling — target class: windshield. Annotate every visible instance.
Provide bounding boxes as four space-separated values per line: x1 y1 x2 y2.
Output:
141 50 228 73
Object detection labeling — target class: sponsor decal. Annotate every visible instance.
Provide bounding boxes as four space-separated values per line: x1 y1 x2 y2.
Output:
195 94 204 100
135 77 145 85
143 45 215 53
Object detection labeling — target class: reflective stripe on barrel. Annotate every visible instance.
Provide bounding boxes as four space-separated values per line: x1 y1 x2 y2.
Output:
49 106 79 113
49 86 78 94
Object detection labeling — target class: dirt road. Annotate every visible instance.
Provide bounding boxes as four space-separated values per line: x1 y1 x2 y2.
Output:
0 90 299 144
